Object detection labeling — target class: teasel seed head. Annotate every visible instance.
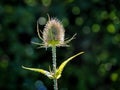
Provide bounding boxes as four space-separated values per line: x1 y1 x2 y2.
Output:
43 18 65 47
33 15 76 48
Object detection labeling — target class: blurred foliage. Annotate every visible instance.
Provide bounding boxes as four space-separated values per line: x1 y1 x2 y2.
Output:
0 0 120 90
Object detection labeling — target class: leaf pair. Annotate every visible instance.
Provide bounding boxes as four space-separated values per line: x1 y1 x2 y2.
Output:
22 52 84 79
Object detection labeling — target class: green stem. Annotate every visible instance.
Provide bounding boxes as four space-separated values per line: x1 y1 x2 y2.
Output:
52 46 58 90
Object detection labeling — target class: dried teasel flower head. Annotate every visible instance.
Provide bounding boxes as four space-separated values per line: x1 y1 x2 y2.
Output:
33 15 76 48
43 18 65 47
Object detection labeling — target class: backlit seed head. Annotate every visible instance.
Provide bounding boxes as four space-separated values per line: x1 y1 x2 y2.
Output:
33 15 76 48
43 18 65 47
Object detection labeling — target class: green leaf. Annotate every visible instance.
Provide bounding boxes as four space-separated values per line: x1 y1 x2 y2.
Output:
22 66 54 79
55 52 84 79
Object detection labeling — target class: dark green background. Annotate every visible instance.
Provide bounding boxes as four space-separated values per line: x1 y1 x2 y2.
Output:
0 0 120 90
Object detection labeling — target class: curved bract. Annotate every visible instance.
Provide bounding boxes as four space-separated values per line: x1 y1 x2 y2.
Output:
55 52 84 79
22 66 54 79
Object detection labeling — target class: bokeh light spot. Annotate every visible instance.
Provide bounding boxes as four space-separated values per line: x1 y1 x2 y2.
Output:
112 34 120 44
92 24 100 32
109 11 116 19
99 64 106 76
0 55 9 69
38 17 47 25
25 46 34 57
98 51 109 61
24 0 37 6
72 6 80 15
75 17 84 26
110 73 118 82
114 34 120 42
82 26 91 34
109 11 119 24
109 11 120 24
62 18 69 27
0 60 9 69
41 0 51 7
114 18 120 24
107 24 116 34
35 80 47 90
104 63 112 71
100 11 108 20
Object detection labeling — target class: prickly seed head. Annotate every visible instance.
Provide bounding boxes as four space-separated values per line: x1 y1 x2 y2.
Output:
43 18 65 47
34 16 76 48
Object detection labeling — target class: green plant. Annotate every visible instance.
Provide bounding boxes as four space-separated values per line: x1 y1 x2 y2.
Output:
22 15 84 90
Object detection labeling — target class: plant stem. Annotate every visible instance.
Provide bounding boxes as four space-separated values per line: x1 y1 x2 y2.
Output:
52 46 58 90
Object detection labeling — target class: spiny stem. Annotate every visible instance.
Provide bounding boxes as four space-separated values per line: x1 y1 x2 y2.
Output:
52 46 58 90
